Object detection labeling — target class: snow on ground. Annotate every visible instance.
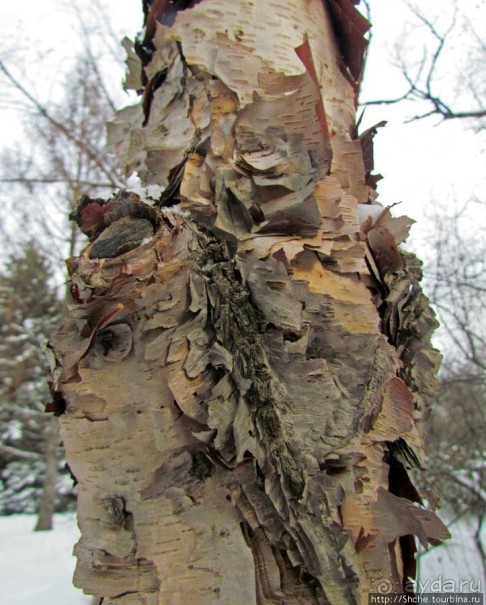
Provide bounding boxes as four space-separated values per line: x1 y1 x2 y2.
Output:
0 513 89 605
0 512 483 601
418 515 485 592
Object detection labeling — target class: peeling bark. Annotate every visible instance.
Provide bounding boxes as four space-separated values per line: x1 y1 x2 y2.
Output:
50 1 448 603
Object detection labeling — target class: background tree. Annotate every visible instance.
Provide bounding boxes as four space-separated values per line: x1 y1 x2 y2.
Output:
0 243 73 529
423 202 485 581
0 15 128 529
362 1 486 125
0 52 124 265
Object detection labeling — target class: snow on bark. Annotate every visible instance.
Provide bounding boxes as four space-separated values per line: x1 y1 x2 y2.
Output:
50 1 448 603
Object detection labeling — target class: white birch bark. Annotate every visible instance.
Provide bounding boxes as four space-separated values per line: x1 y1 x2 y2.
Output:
50 1 448 603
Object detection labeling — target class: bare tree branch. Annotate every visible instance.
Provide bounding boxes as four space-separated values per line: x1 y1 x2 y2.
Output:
361 2 486 124
0 178 115 188
0 443 41 461
0 60 121 188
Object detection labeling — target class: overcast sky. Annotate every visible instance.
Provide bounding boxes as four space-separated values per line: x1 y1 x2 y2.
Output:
360 1 485 251
0 0 484 258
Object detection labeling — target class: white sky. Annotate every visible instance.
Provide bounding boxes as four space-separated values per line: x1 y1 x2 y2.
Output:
0 0 484 258
360 1 485 252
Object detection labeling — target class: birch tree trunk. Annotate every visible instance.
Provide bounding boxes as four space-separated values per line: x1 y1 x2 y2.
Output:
50 1 449 603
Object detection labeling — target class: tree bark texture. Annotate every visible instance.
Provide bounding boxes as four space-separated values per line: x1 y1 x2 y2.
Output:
50 1 449 603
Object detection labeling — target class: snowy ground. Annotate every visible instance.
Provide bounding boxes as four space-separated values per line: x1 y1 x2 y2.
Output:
418 515 485 592
0 513 89 605
0 512 483 602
